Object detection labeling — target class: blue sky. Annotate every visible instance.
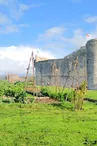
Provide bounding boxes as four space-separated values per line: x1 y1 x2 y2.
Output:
0 0 97 74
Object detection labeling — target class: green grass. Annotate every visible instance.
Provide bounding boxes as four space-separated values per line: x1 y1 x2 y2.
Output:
85 90 97 100
0 102 97 146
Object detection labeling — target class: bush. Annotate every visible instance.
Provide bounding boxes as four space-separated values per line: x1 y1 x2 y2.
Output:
66 89 74 102
2 98 14 103
41 87 49 96
0 80 10 97
41 86 68 101
29 97 34 103
25 96 34 103
0 88 5 97
0 80 27 103
14 92 27 103
71 81 87 110
5 88 15 97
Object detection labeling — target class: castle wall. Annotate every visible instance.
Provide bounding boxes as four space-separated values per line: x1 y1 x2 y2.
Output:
86 39 97 90
35 46 87 87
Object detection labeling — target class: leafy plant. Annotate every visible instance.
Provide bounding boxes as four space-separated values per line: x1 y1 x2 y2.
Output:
14 91 26 103
41 86 69 101
25 96 34 103
2 98 14 103
0 80 27 103
71 81 87 110
41 87 49 96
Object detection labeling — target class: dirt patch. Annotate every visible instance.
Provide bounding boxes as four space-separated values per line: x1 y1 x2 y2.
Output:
35 97 60 104
25 87 41 93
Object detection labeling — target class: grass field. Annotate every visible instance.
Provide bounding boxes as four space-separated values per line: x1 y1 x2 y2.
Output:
85 90 97 100
0 101 97 146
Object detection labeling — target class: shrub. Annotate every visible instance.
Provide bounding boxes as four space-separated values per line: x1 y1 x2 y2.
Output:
0 80 10 97
66 89 74 102
71 81 87 110
41 87 49 96
29 97 34 103
41 86 68 101
2 98 14 103
5 88 15 97
25 96 34 103
14 92 26 103
0 88 5 97
4 83 27 103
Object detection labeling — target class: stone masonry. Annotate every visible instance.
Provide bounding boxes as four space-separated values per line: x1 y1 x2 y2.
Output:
35 39 97 90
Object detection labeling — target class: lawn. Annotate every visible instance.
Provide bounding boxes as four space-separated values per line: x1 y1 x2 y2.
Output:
85 90 97 100
0 101 97 146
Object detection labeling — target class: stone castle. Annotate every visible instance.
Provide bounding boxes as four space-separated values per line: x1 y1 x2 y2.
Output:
35 39 97 90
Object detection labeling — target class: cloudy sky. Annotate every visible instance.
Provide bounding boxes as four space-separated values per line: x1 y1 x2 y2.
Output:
0 0 97 75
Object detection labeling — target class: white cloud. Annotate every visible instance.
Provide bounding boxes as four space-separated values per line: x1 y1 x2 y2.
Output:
0 0 41 33
37 26 97 57
11 3 38 19
4 25 19 33
37 26 67 57
69 29 88 47
0 45 55 75
0 24 27 34
39 27 67 40
0 13 18 34
85 16 97 23
0 13 10 24
19 4 32 11
62 27 97 48
0 0 41 19
19 3 40 11
0 46 55 61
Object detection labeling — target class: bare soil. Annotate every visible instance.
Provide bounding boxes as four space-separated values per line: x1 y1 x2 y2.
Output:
35 97 60 104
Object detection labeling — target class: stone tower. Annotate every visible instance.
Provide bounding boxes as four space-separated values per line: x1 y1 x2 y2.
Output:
86 39 97 90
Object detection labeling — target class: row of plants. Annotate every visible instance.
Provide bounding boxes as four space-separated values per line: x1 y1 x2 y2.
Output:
40 81 87 110
40 86 70 101
0 80 34 104
0 95 34 104
0 80 87 109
